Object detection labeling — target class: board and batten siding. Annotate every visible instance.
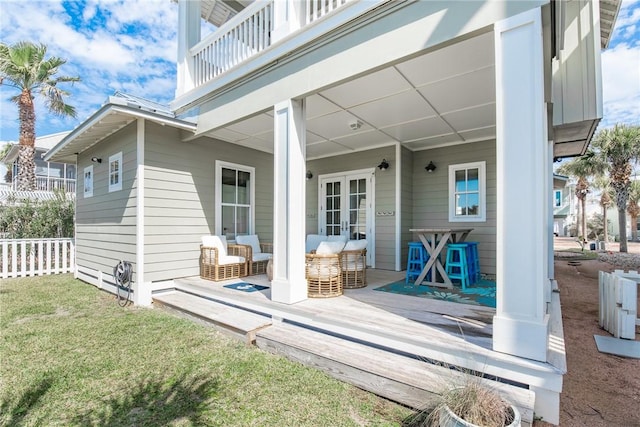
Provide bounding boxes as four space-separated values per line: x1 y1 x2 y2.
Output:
412 139 497 275
76 123 138 278
143 122 274 282
307 145 397 270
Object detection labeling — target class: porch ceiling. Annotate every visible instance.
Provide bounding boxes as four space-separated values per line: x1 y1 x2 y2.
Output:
202 31 497 159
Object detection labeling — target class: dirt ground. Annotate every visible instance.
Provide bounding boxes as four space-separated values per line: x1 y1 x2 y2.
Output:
535 238 640 426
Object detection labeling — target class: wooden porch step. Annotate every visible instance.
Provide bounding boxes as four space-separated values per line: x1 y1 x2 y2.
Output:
153 291 272 345
256 322 536 424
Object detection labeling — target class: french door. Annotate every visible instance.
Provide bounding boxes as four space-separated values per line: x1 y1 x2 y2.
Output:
319 170 374 266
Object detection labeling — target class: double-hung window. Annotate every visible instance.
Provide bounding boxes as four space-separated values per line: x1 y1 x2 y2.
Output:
83 165 93 198
216 161 255 239
449 161 486 222
108 152 122 192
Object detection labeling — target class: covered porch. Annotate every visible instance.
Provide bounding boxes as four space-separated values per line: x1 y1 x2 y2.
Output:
151 267 565 426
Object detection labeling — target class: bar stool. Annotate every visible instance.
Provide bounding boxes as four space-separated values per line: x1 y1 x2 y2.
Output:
445 243 471 289
406 241 428 284
464 242 480 284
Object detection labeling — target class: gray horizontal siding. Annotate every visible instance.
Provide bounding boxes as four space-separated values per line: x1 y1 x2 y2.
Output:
307 145 396 269
143 123 274 283
75 123 137 276
411 139 497 275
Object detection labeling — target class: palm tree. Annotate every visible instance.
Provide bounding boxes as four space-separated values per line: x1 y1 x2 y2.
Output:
592 124 640 253
0 41 80 191
593 175 615 247
557 151 603 243
627 180 640 242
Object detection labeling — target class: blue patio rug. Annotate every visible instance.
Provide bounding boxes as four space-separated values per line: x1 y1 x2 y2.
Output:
223 283 269 293
374 279 496 308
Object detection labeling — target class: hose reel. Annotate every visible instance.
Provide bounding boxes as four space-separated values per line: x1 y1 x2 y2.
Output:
113 260 133 307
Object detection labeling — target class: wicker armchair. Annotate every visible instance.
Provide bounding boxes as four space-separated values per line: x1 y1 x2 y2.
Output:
305 241 345 298
235 234 273 275
340 240 368 289
200 235 248 281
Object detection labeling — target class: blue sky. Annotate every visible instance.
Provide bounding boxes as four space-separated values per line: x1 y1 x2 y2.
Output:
0 0 639 144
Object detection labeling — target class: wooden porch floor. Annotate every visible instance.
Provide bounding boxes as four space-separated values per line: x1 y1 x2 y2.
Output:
162 269 494 345
152 269 563 425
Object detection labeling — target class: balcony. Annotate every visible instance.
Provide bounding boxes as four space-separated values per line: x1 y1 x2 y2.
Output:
174 0 371 109
10 177 76 194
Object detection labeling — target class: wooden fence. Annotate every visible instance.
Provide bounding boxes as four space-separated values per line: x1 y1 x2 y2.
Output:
599 269 639 339
0 238 75 279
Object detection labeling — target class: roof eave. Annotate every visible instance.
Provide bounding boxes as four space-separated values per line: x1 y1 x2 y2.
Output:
44 103 197 163
599 0 622 49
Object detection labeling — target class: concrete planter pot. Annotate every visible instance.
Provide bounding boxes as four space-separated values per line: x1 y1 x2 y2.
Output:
438 402 521 427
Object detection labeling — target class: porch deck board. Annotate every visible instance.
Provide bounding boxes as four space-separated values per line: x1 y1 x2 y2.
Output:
153 291 272 345
170 271 563 393
256 321 535 423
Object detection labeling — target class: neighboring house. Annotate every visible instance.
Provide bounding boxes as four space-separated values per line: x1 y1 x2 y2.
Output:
45 1 620 423
1 131 76 204
552 174 572 236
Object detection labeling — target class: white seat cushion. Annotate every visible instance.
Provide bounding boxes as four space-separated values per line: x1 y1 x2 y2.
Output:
316 241 345 255
218 255 245 265
343 259 366 271
202 235 228 257
252 252 272 262
327 235 348 244
305 234 326 253
344 239 367 251
236 234 261 255
307 258 340 279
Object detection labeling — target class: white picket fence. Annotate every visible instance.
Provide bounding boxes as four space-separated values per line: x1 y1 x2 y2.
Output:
599 269 640 339
0 238 75 279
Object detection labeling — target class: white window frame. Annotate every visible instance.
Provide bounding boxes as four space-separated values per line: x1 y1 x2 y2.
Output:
83 165 93 198
108 152 123 192
215 161 255 239
448 161 486 222
554 190 562 207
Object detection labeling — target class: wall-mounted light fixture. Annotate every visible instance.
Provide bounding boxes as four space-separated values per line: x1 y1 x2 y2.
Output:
377 159 389 171
91 157 102 164
306 171 313 180
425 161 437 173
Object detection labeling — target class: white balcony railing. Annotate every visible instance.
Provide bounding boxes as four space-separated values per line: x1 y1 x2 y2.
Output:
11 176 76 193
190 0 351 89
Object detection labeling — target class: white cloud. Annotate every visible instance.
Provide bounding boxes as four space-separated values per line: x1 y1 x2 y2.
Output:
600 0 640 128
0 0 178 141
0 0 638 142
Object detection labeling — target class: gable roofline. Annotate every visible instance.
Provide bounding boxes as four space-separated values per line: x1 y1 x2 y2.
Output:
45 94 196 163
599 0 622 49
2 131 72 164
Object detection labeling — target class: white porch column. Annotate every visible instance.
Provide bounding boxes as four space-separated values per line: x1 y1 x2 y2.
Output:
493 9 550 362
272 99 307 304
176 0 201 97
134 118 151 306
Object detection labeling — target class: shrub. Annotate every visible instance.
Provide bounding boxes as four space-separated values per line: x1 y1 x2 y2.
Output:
0 191 74 238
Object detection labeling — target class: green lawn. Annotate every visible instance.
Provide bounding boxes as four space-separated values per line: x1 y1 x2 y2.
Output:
0 274 414 426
